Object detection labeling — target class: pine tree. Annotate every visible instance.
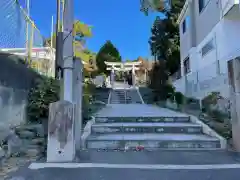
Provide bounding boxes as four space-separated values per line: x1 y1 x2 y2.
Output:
96 40 121 75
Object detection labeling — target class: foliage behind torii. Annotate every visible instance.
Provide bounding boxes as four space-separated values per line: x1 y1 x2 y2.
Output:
96 40 122 75
44 20 92 49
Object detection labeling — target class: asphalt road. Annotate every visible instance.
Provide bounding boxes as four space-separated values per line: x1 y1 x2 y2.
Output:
5 167 240 180
5 150 240 180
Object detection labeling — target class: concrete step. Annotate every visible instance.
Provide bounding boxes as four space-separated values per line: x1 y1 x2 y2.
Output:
91 123 202 134
95 116 190 123
126 101 142 104
110 98 125 100
86 134 221 150
111 102 125 104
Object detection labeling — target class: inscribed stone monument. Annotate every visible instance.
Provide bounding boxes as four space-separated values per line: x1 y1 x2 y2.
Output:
47 100 75 162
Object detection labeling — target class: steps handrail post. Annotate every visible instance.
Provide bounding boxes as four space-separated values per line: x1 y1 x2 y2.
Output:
124 88 127 104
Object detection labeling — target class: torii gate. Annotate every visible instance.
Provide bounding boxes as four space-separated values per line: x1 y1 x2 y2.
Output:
105 61 141 88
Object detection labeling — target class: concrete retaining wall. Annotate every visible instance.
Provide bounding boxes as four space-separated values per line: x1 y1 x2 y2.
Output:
0 52 40 136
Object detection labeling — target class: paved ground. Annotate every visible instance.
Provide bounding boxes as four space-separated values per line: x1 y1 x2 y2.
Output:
6 164 240 180
5 167 240 180
4 150 240 180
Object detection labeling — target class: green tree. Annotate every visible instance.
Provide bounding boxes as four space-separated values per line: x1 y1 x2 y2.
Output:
96 40 121 74
149 61 169 101
149 0 184 75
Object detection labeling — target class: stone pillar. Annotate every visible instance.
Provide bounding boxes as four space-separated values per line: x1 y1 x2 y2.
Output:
228 58 240 151
72 58 83 151
110 67 115 88
132 65 135 88
47 100 75 162
145 69 147 83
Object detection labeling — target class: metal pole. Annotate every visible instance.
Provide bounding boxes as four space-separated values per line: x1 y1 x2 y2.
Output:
51 15 54 48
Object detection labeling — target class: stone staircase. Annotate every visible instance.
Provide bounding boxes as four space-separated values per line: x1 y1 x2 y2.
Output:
126 89 143 104
84 104 224 150
110 89 143 104
92 87 110 104
110 89 126 104
138 87 154 104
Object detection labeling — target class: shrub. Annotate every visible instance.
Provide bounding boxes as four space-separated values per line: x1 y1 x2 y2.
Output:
165 84 175 99
202 92 221 110
27 77 60 123
82 83 95 124
208 109 225 123
175 91 184 106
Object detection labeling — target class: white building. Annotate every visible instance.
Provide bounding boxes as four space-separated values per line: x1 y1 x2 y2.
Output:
174 0 240 100
0 47 56 77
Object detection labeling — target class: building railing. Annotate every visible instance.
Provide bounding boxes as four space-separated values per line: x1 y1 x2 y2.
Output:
173 61 229 100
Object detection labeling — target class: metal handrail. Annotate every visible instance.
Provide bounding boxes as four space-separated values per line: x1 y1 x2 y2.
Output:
124 89 127 104
107 90 112 104
136 87 145 104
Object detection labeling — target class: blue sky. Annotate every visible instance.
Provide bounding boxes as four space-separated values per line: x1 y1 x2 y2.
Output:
27 0 161 60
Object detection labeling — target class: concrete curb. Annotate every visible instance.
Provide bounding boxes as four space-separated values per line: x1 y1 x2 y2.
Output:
81 116 95 149
189 115 227 149
164 102 227 149
178 110 227 149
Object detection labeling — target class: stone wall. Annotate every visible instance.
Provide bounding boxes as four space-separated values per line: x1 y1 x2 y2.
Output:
0 52 40 136
0 52 40 89
0 86 28 132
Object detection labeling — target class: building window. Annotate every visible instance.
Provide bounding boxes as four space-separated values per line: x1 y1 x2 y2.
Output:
201 39 214 57
182 15 190 34
182 19 186 33
184 57 190 74
199 0 210 13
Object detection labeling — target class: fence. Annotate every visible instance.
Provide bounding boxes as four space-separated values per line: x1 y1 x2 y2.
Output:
171 61 231 116
173 61 229 100
0 0 45 49
0 0 56 77
0 0 52 133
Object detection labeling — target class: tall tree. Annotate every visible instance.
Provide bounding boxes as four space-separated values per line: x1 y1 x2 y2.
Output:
96 40 121 74
148 0 184 101
149 0 185 75
149 61 169 100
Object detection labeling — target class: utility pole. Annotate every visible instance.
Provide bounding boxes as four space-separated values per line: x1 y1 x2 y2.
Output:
62 0 74 102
